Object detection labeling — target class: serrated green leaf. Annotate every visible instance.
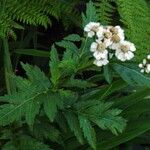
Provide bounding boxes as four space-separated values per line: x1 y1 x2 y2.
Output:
20 135 52 150
11 75 30 92
64 112 84 144
56 40 79 56
0 104 21 126
82 1 98 28
21 62 50 90
49 45 60 85
76 100 126 135
33 121 61 143
79 115 96 150
59 59 77 75
25 99 40 128
44 92 64 122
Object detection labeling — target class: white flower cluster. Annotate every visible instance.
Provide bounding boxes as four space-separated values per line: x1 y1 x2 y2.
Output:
139 55 150 74
84 22 136 67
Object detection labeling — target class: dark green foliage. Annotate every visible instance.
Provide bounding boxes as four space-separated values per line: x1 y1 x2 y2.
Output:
0 28 129 148
0 1 150 150
0 0 82 38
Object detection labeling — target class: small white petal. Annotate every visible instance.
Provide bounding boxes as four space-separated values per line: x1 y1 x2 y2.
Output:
146 64 150 71
116 52 126 61
143 59 147 65
145 68 150 73
104 38 113 47
87 31 95 37
147 55 150 59
117 32 125 42
126 51 134 60
93 51 107 60
84 26 90 32
90 42 98 52
96 26 104 38
139 64 143 68
140 69 145 73
96 38 102 44
93 60 103 67
103 59 109 65
93 58 109 67
110 43 119 50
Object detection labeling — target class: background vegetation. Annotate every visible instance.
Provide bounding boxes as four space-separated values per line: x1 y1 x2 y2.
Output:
0 0 150 149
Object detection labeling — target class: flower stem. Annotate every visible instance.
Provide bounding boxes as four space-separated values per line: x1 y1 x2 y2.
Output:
3 37 15 94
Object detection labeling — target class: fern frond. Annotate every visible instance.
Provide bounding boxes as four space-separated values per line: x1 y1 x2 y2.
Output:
95 0 115 25
0 0 82 38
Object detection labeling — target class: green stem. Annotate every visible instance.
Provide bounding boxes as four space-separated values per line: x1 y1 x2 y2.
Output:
3 37 15 94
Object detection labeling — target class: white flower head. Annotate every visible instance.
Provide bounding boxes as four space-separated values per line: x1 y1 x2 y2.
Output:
93 57 109 67
139 56 150 74
109 26 125 43
84 22 100 38
115 41 136 61
103 27 113 39
90 39 108 60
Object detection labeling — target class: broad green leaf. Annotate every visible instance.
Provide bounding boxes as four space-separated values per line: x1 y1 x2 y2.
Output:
64 34 81 42
14 49 49 57
103 65 113 84
95 120 150 150
44 92 63 122
123 98 150 118
113 64 150 87
79 115 96 150
113 88 150 110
